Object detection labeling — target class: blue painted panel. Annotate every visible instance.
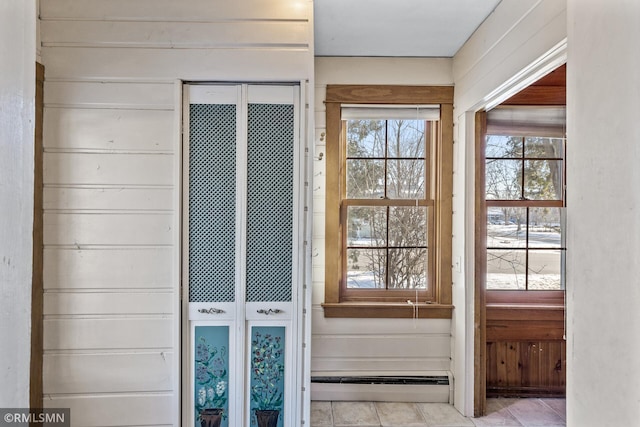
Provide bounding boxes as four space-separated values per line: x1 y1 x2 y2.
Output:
195 326 230 427
249 326 286 427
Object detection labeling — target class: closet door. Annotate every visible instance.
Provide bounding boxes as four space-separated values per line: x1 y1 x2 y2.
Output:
185 84 302 427
186 85 241 427
245 85 299 427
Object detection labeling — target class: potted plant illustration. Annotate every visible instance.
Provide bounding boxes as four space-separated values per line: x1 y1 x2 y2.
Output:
195 337 228 427
250 331 285 427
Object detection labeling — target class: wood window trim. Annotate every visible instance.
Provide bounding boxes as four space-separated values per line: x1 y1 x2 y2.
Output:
31 62 44 410
322 85 454 319
474 111 488 417
486 291 565 342
486 289 564 305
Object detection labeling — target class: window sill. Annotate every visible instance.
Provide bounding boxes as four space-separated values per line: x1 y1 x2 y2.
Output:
486 290 564 305
486 303 565 341
486 303 564 320
321 302 453 319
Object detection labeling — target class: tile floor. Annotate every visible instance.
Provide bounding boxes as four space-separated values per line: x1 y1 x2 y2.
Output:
311 398 566 427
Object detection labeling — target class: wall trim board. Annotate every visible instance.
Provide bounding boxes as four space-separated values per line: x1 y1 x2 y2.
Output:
171 79 182 427
1 1 36 406
310 374 453 403
473 111 487 417
31 61 45 410
480 38 567 111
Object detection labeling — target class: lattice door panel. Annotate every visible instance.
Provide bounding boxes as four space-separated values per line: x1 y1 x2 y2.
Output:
246 103 294 303
188 103 237 303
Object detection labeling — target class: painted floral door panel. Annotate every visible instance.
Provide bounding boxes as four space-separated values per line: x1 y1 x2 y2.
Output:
249 326 286 427
194 326 230 427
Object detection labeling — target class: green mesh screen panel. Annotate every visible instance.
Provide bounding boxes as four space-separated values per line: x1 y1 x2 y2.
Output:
189 104 236 302
246 104 294 302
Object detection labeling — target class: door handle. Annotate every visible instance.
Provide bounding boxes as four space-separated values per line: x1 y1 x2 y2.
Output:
198 307 226 314
256 308 283 315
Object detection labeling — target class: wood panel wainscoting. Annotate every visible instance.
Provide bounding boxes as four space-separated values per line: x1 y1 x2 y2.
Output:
485 303 566 397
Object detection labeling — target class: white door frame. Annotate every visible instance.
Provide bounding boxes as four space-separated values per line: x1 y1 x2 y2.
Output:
178 82 310 426
462 41 567 416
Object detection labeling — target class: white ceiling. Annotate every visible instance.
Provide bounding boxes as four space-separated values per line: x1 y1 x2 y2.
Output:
314 0 502 57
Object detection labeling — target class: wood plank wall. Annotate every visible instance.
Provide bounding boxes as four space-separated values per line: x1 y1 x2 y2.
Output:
486 341 565 396
486 305 566 396
39 1 312 425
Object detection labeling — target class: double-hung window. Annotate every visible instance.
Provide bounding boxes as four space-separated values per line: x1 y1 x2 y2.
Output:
323 85 453 318
483 107 567 296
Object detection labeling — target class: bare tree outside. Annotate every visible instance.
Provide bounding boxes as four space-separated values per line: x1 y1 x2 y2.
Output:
345 119 429 290
485 135 565 290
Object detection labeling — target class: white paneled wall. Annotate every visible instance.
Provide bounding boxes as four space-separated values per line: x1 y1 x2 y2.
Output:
39 1 312 425
450 0 566 415
0 0 36 408
40 0 311 82
41 76 177 422
567 1 640 425
311 58 454 382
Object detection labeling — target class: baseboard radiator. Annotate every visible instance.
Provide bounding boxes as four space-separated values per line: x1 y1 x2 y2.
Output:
310 373 453 403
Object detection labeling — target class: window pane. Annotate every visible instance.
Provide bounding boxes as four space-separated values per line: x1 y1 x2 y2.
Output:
528 207 564 248
387 160 425 198
486 249 526 290
346 206 386 246
524 137 564 159
487 207 527 248
389 207 427 247
346 119 385 157
485 159 522 200
346 159 384 198
486 135 523 158
528 250 563 290
524 160 563 200
387 120 426 158
346 248 385 289
388 248 427 289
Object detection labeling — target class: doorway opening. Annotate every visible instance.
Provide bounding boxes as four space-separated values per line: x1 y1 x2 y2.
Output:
474 64 567 412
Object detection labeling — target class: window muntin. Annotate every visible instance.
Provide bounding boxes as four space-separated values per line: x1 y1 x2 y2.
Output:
345 119 427 199
342 118 433 296
485 134 566 291
486 206 565 290
485 136 564 201
345 205 429 290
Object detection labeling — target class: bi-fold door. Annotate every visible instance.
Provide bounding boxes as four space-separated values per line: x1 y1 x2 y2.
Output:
183 84 305 427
